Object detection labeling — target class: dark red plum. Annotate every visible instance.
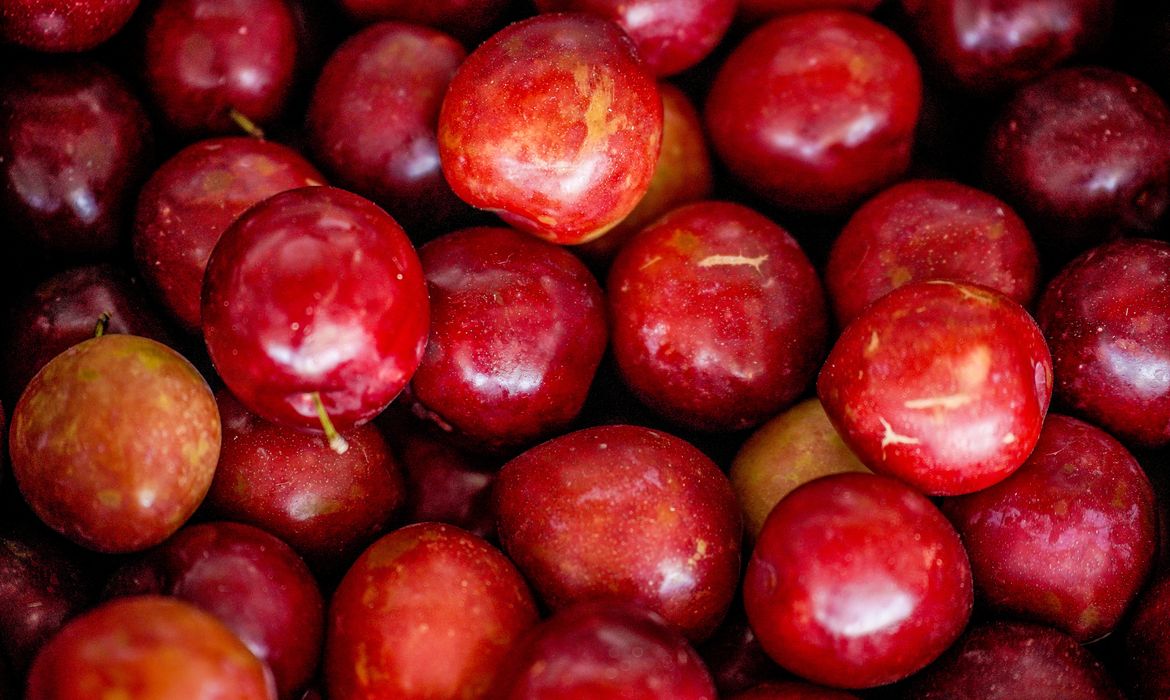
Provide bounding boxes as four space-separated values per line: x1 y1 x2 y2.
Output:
984 66 1170 254
744 473 972 689
206 389 405 572
943 414 1157 642
409 226 606 451
728 682 859 699
1037 238 1170 447
495 424 742 641
705 11 922 213
818 280 1053 496
336 0 510 43
104 522 324 699
144 0 297 135
1124 575 1170 699
488 600 717 699
825 179 1039 327
737 0 881 22
697 599 784 696
0 60 151 255
0 0 140 52
307 22 469 236
608 201 827 432
897 621 1124 699
133 137 324 331
326 522 538 700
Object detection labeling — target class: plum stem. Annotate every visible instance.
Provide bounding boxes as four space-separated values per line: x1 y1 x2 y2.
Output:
229 108 265 140
312 392 349 454
94 312 112 338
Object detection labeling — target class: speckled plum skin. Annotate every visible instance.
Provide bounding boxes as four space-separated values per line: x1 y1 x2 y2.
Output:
25 596 276 700
438 13 663 244
942 414 1157 642
494 424 742 641
325 523 538 700
201 186 429 432
133 137 324 331
744 473 973 689
10 335 221 553
1036 238 1170 447
825 179 1039 327
0 0 140 52
705 11 922 213
608 201 828 432
408 226 607 452
817 279 1053 496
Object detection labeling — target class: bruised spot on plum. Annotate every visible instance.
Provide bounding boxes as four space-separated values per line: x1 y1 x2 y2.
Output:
696 253 768 272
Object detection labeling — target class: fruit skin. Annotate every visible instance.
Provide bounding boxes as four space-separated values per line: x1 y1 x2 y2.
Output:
726 681 859 699
1037 238 1170 448
1124 575 1170 700
495 424 742 641
325 522 538 700
942 414 1157 642
0 0 140 52
10 334 221 553
201 185 429 432
438 12 663 244
335 0 510 43
705 10 922 213
744 472 973 689
817 279 1053 496
25 596 276 700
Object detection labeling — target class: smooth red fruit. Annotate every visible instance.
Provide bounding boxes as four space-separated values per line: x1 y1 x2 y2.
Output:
326 522 538 700
898 621 1124 699
307 22 469 236
943 414 1157 642
608 201 828 432
10 335 220 553
105 522 324 699
489 600 717 699
26 596 276 699
899 0 1114 94
984 66 1170 254
495 424 742 641
1125 575 1170 700
205 389 405 572
144 0 297 134
825 179 1039 327
409 226 606 451
705 11 922 213
533 0 737 76
727 681 859 699
0 60 151 255
335 0 510 43
0 0 140 52
2 263 174 402
744 473 973 689
1037 238 1170 447
133 137 324 331
696 601 783 697
438 13 663 244
818 280 1053 496
202 186 429 432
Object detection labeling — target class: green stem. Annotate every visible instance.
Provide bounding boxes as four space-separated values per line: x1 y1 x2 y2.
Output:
229 108 265 140
312 392 348 454
94 312 112 338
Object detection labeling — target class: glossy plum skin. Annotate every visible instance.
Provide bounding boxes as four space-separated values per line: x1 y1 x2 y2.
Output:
144 0 297 135
307 22 468 236
0 0 140 52
744 473 973 689
10 335 220 553
984 66 1170 254
409 227 606 451
25 596 276 700
1036 238 1170 447
488 601 717 699
205 390 405 572
2 263 173 402
495 425 742 641
899 0 1114 94
1125 575 1170 700
325 523 538 700
336 0 510 43
202 186 429 432
705 11 922 213
942 414 1157 642
608 201 828 432
438 13 663 244
898 621 1123 699
533 0 737 76
825 179 1039 327
133 137 324 331
0 60 151 255
104 522 324 699
818 280 1053 496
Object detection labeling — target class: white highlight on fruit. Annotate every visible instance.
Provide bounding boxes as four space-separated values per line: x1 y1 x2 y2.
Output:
903 394 974 410
696 253 768 272
878 416 919 459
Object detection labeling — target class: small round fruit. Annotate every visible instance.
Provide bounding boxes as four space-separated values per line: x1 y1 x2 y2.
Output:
0 0 140 52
